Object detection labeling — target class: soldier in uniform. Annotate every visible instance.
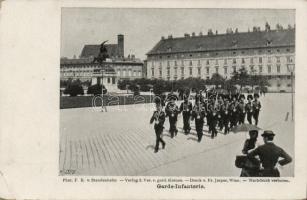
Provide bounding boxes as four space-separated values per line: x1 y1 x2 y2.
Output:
221 97 231 134
247 130 292 177
252 93 261 125
150 99 166 153
191 98 206 142
179 95 193 134
165 95 179 138
245 95 254 124
237 94 246 125
229 96 239 128
210 108 219 138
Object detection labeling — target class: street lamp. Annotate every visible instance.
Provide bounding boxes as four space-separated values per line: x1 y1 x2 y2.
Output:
288 63 295 121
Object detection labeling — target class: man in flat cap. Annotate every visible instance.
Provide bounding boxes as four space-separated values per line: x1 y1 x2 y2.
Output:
247 130 292 177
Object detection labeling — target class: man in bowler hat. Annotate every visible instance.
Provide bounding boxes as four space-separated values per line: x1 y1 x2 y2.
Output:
247 130 292 177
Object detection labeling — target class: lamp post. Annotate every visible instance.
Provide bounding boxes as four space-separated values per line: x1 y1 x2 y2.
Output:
288 63 295 121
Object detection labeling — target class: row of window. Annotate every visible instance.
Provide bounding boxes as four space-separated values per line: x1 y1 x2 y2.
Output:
151 48 293 60
151 64 293 77
117 69 142 77
62 69 142 77
152 56 294 68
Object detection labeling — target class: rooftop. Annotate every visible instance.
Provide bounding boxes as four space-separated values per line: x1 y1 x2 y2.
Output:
147 29 295 55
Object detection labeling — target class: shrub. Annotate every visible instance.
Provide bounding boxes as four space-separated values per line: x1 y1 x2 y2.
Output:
64 84 84 97
87 84 107 95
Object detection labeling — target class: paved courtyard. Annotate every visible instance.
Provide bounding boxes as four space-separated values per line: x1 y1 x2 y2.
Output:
59 93 294 176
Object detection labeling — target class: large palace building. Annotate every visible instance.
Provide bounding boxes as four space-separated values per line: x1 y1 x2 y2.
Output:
146 24 295 91
60 34 144 92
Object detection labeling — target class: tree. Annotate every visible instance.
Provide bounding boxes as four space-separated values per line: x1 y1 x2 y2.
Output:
87 84 107 95
64 83 84 97
209 73 225 88
230 68 249 92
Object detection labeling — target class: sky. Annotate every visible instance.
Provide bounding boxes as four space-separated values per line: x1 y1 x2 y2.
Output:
61 8 295 60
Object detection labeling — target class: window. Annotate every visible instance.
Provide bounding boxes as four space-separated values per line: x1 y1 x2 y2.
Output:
276 57 280 63
189 67 193 76
206 60 210 65
233 58 236 64
224 66 228 74
268 57 271 63
277 65 281 73
117 69 121 76
197 60 201 66
206 67 210 74
259 65 263 73
250 57 254 64
167 67 170 76
159 68 162 76
159 62 162 67
215 66 219 73
267 65 271 73
151 68 154 76
167 61 170 67
174 67 178 76
259 57 262 63
277 49 280 52
181 60 184 66
181 67 184 75
197 67 201 75
233 51 236 55
287 56 293 63
286 48 290 52
133 70 136 76
215 59 218 65
232 66 236 72
174 61 177 66
138 71 142 77
224 59 227 64
107 77 110 83
242 58 245 64
189 60 193 66
128 69 132 76
250 65 254 72
190 54 193 57
112 77 115 84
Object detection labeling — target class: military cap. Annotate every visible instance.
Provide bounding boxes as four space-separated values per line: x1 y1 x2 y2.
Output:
261 130 275 137
247 94 253 100
254 93 260 98
249 130 259 136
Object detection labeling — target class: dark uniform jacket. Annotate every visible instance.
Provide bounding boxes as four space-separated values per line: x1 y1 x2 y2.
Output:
247 142 292 169
180 101 193 114
150 111 166 130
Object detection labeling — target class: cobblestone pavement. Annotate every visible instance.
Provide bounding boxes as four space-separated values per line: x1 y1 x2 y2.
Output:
60 93 294 176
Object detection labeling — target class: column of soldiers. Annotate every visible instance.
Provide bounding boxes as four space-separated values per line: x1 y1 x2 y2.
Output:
150 90 262 152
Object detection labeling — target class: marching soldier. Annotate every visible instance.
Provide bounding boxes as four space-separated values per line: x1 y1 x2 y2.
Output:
208 107 219 138
165 95 179 138
245 95 254 124
191 98 206 142
238 94 246 124
179 95 193 134
150 99 166 153
221 97 231 134
252 93 261 125
217 95 224 131
229 96 239 128
247 130 292 177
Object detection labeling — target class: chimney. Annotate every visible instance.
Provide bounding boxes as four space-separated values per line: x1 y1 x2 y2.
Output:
184 33 190 37
168 35 173 39
117 34 124 58
192 32 195 37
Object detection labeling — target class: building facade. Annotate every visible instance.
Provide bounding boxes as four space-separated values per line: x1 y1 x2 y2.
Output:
60 34 144 92
146 26 295 91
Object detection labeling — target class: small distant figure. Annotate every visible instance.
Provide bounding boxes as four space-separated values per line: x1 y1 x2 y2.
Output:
248 130 292 177
150 99 166 153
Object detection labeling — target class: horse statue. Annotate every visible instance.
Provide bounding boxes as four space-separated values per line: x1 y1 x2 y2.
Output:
92 40 110 64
